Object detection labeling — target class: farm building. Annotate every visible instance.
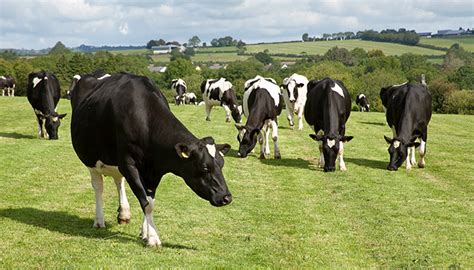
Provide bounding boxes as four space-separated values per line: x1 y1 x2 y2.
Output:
151 45 184 54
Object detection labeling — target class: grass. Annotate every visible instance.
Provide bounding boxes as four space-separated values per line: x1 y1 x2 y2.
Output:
0 97 472 268
246 39 446 56
420 36 474 52
108 48 150 55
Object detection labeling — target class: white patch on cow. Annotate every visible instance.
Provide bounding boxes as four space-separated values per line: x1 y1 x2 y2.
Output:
52 116 59 122
327 139 336 148
208 78 232 99
32 77 42 88
238 128 247 142
93 160 123 179
34 109 44 116
0 76 5 80
331 83 344 97
73 74 81 81
358 94 365 99
206 144 216 158
44 77 48 80
172 78 187 90
393 81 408 87
97 74 111 80
243 76 280 117
393 140 400 149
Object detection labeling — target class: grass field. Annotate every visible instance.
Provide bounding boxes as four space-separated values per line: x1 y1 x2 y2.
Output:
0 97 472 268
420 37 474 52
108 48 150 55
246 40 446 56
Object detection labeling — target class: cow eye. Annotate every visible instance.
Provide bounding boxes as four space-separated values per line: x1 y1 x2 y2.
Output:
203 166 209 172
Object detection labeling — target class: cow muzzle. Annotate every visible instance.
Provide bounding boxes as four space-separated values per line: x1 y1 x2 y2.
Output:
211 193 233 207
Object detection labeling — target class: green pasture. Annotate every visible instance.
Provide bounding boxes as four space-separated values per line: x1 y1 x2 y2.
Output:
420 37 474 52
246 40 446 56
0 97 472 268
108 48 150 55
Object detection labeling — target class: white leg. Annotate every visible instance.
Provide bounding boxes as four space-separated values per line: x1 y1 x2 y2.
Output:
223 105 231 122
297 109 304 130
286 106 294 129
144 196 161 247
339 141 347 171
114 177 131 224
406 147 412 171
141 215 148 241
89 169 105 228
410 146 416 166
271 120 280 159
11 89 14 96
1 89 4 96
419 140 426 168
319 142 325 168
258 132 265 159
264 124 271 156
205 104 212 121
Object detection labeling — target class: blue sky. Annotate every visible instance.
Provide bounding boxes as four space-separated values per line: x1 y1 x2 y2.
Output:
0 0 472 49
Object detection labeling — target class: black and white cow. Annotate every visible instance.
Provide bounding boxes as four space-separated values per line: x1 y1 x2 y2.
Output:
70 72 232 247
66 70 110 100
380 82 432 171
281 73 309 130
27 71 67 139
304 77 353 172
201 78 242 123
0 75 16 96
171 78 187 105
184 92 198 105
355 94 370 112
236 76 283 159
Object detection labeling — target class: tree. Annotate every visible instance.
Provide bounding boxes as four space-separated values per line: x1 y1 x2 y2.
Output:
146 40 160 49
163 58 195 87
184 47 195 57
0 50 18 61
49 41 71 55
323 47 353 66
448 66 474 90
188 36 201 47
254 51 273 65
170 48 190 61
236 40 246 49
302 33 309 42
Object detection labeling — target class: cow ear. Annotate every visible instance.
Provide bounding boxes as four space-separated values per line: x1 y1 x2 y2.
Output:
201 136 215 145
384 135 393 144
309 134 324 141
235 123 244 131
58 113 67 119
175 143 193 159
341 136 353 142
216 144 231 156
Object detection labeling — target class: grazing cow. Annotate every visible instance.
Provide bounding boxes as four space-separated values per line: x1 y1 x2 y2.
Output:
0 75 16 96
171 78 187 105
236 76 283 159
304 77 353 172
355 94 370 112
184 92 198 105
27 71 67 139
281 73 309 130
201 78 242 123
380 82 432 171
70 72 232 247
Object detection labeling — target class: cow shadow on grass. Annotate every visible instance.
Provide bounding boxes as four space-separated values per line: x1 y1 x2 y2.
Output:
0 132 36 139
345 157 387 170
0 207 198 250
358 121 386 126
259 157 317 171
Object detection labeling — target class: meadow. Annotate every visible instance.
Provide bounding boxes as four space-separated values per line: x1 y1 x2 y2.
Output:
0 97 472 268
419 37 474 51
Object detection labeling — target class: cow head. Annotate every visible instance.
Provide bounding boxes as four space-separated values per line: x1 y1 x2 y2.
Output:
175 137 232 207
45 113 67 140
235 124 259 158
67 74 81 100
310 134 353 172
285 80 304 103
384 136 420 171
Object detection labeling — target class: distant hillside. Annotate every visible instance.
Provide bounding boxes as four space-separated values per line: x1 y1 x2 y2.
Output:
419 37 474 52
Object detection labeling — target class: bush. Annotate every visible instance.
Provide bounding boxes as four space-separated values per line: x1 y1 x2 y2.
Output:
448 65 474 90
443 90 474 114
429 80 458 113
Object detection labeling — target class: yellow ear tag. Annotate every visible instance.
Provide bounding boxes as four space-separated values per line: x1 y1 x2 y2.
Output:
181 152 190 158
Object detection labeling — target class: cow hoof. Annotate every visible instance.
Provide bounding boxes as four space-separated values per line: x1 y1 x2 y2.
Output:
146 236 162 247
226 118 231 123
275 154 281 159
117 217 130 224
93 221 106 228
340 166 347 171
259 154 266 159
206 117 211 121
418 162 425 168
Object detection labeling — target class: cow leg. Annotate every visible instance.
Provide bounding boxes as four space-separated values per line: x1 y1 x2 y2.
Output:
338 141 347 171
114 176 131 224
223 104 231 122
89 169 106 228
120 162 161 246
11 87 14 97
1 89 4 96
297 109 304 130
258 129 266 159
406 147 412 171
36 115 45 138
271 120 281 159
410 146 417 166
419 139 426 168
286 105 294 129
318 142 325 168
205 104 212 121
264 123 271 156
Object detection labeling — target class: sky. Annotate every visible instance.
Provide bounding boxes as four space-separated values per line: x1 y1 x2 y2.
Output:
0 0 473 49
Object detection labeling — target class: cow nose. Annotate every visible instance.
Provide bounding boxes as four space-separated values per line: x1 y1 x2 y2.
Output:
222 194 232 205
289 99 296 103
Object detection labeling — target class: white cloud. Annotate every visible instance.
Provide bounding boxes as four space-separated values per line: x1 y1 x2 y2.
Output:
119 22 129 35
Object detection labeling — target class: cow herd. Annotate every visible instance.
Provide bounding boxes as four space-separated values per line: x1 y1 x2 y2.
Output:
11 70 432 246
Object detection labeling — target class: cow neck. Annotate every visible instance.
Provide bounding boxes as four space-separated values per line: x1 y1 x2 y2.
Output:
41 80 56 115
323 95 341 137
244 90 270 132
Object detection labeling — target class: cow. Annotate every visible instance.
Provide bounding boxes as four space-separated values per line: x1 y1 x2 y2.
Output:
66 70 110 100
355 94 370 112
236 76 283 159
184 92 198 105
171 78 187 105
70 72 232 247
27 71 67 139
201 78 242 123
0 75 16 96
304 77 353 172
281 73 309 130
380 82 432 171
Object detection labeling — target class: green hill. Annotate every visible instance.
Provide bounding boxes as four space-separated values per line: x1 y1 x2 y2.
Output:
419 36 474 51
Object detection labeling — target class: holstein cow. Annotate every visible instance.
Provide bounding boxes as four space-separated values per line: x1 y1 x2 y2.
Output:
184 92 198 105
171 78 187 105
70 72 232 247
380 82 432 171
66 70 110 100
201 78 242 123
304 77 353 172
281 73 309 130
355 94 370 112
236 76 283 159
0 75 16 96
27 71 67 139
